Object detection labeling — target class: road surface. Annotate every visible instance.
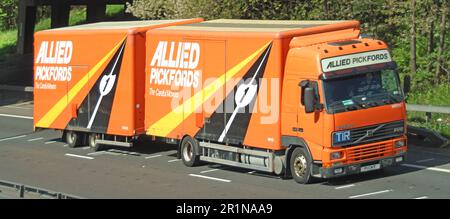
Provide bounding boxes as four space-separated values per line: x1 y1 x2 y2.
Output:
1 96 450 199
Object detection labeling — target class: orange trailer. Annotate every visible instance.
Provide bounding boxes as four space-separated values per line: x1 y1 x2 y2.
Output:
145 20 407 183
34 19 203 150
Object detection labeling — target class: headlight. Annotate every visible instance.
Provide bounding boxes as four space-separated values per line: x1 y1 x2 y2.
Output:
394 140 405 148
331 151 343 160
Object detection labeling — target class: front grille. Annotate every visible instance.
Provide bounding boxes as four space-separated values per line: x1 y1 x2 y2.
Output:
346 142 393 162
333 120 404 147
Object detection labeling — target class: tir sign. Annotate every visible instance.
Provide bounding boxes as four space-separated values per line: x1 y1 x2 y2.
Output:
333 131 351 145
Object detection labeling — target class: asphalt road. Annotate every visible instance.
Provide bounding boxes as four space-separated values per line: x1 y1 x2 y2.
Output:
1 95 450 199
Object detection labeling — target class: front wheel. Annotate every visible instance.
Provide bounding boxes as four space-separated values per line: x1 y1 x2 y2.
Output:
180 136 200 167
290 147 313 184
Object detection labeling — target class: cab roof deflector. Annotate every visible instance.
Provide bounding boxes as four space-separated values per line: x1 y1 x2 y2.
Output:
289 21 360 48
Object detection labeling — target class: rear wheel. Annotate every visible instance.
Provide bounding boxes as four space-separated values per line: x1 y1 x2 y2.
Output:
180 136 200 167
65 131 83 148
290 147 313 184
89 133 105 151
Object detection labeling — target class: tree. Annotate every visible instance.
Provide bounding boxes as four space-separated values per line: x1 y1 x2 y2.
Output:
434 0 448 84
0 0 18 30
410 0 417 76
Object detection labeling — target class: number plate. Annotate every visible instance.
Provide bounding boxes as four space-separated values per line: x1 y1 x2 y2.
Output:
360 163 381 172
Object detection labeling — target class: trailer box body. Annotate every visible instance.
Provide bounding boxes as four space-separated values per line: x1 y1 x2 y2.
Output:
34 19 202 136
145 20 355 150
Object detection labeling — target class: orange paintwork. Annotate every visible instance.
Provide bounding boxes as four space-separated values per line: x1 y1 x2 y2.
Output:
34 19 203 136
144 19 407 166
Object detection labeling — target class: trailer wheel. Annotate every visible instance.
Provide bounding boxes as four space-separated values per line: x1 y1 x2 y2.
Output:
89 134 105 151
65 131 82 148
290 147 313 184
181 136 200 167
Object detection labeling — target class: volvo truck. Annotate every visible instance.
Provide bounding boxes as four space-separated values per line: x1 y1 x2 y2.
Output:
144 19 407 183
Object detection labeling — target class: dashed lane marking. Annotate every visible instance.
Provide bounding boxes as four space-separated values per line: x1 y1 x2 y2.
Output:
189 174 231 183
0 113 33 120
27 137 44 142
65 153 94 160
349 190 392 199
168 159 181 163
335 184 355 190
145 155 162 159
44 141 57 144
415 158 435 163
200 167 228 174
402 163 450 174
0 135 27 142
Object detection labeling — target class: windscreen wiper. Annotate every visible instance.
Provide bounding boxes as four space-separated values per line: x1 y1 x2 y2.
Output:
351 97 368 109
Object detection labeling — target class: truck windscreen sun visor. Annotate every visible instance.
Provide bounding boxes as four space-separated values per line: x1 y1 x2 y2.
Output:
320 50 395 80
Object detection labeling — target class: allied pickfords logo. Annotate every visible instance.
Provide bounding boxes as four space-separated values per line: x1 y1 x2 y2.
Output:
149 41 201 90
321 50 392 73
35 41 73 89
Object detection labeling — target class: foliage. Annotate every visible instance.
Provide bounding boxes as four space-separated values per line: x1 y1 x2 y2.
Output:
0 0 18 30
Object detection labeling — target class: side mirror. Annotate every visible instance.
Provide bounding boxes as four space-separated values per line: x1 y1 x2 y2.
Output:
403 75 411 96
304 87 315 113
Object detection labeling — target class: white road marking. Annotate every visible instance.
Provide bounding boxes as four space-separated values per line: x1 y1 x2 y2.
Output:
0 113 33 120
415 158 435 163
63 144 68 147
65 153 94 160
27 137 44 142
87 151 119 156
87 151 106 156
3 105 33 110
414 196 429 199
335 184 355 190
44 141 57 144
0 135 27 142
402 163 450 173
349 190 392 199
248 171 256 174
11 101 33 106
200 168 227 174
107 149 140 156
145 154 162 159
189 174 231 183
79 146 90 150
168 159 181 163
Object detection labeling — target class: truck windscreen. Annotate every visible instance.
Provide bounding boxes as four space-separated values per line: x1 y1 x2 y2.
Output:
323 69 403 114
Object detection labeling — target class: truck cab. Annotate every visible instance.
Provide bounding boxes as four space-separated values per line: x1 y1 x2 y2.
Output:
283 37 407 183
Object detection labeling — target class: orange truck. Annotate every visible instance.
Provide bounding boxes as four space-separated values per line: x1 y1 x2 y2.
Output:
145 19 407 183
34 19 407 184
34 19 203 150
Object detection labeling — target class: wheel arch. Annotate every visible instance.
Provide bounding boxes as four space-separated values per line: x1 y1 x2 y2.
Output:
282 136 314 178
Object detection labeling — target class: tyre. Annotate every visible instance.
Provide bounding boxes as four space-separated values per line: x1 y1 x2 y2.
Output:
65 131 83 148
88 133 105 151
290 147 313 184
180 136 200 167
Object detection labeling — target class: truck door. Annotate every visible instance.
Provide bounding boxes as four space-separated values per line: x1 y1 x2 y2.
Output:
298 80 324 153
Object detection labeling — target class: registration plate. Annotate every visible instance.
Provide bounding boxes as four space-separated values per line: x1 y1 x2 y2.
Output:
360 163 381 172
